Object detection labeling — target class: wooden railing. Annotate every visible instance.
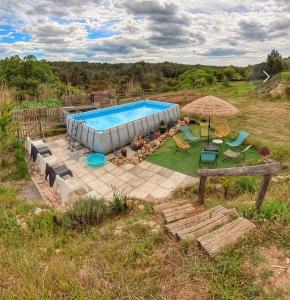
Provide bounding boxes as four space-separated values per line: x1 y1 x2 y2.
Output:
13 107 65 138
197 161 282 210
13 107 64 122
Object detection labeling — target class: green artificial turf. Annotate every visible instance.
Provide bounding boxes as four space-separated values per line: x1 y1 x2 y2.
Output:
146 125 260 177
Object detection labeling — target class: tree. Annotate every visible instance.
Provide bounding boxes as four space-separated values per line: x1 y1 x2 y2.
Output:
266 49 283 74
223 67 236 81
0 55 60 97
0 83 18 167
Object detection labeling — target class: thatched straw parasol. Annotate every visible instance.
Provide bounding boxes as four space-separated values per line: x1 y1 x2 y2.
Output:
181 95 240 143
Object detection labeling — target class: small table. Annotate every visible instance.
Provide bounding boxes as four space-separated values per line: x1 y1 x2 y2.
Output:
212 139 223 146
212 139 224 146
45 164 73 187
204 143 218 152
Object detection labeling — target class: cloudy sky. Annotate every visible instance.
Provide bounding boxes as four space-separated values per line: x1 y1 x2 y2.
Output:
0 0 289 66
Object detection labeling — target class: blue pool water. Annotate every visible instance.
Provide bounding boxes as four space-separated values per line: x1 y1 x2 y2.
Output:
72 100 174 131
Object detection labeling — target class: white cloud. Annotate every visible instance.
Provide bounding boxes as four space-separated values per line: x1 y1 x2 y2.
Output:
0 0 289 65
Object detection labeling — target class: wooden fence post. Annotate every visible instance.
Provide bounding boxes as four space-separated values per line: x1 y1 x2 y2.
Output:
198 176 207 204
256 175 271 210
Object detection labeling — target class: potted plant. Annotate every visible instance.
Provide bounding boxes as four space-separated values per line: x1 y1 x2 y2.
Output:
159 120 167 134
167 120 175 129
259 147 270 160
121 147 127 157
130 134 144 151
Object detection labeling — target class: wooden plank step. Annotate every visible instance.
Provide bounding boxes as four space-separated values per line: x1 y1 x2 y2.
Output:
165 207 196 224
197 217 256 257
165 205 225 236
155 200 189 212
177 209 237 240
163 204 194 217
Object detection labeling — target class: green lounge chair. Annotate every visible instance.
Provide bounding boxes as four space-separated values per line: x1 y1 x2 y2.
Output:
180 125 200 143
226 131 249 148
199 151 218 167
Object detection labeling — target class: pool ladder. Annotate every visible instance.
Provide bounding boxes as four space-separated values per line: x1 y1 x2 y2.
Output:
69 118 85 151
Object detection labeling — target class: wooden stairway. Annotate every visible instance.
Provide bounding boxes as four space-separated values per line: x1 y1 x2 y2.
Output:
155 200 256 257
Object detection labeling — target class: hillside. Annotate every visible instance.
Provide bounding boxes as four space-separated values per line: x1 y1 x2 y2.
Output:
256 72 290 99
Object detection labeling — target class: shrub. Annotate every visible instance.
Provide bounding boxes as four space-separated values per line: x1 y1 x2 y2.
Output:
29 210 57 236
258 200 290 223
18 98 62 109
237 177 257 193
0 207 21 245
64 197 111 230
281 71 290 82
110 187 129 214
11 141 29 180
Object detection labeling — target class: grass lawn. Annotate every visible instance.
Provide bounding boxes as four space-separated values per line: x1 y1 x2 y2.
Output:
146 124 260 177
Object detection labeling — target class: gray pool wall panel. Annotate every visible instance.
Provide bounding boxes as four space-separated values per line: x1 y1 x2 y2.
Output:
66 102 180 154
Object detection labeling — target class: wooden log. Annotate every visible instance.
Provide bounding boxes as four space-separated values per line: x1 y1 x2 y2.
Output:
177 209 237 240
165 206 226 236
165 208 196 224
197 217 256 257
162 204 194 216
256 175 271 210
154 200 190 212
198 162 281 177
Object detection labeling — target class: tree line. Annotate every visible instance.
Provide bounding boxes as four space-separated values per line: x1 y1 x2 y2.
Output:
0 50 288 103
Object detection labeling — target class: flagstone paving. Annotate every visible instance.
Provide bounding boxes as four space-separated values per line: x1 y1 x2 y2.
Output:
33 137 199 206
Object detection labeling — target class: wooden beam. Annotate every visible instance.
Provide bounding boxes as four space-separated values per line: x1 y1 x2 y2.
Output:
197 161 281 210
256 175 271 210
198 175 207 204
198 162 281 177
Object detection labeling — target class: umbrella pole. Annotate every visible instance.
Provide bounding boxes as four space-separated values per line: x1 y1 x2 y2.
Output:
208 117 211 144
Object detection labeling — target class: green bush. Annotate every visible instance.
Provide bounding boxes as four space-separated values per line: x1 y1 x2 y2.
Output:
281 71 290 82
179 69 214 89
28 210 57 236
237 177 257 193
110 187 129 214
18 98 62 109
64 197 111 230
0 206 21 245
258 200 290 223
11 141 29 180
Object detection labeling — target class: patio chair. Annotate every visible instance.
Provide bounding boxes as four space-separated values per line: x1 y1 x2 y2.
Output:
225 131 249 148
53 175 89 203
180 125 200 143
223 145 252 161
173 136 190 153
215 124 230 139
26 137 44 155
199 151 218 167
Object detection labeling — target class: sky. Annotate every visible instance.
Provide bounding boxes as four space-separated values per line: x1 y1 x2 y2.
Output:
0 0 289 66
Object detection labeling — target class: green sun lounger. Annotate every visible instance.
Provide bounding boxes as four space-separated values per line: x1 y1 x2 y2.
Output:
180 125 200 143
226 131 249 148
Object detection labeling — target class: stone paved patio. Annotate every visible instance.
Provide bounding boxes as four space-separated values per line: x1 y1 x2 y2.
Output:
35 137 199 206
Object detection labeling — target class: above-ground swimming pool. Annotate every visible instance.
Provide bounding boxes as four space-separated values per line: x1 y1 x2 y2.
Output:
66 100 180 154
